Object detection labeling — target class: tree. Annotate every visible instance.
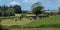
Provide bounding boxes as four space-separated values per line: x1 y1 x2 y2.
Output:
0 6 8 16
58 7 60 15
13 5 22 14
0 6 2 16
32 2 44 16
5 8 15 16
22 10 30 14
0 5 15 16
0 6 1 10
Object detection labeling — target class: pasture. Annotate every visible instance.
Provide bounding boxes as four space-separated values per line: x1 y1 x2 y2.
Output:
10 28 60 30
1 18 32 26
0 15 60 30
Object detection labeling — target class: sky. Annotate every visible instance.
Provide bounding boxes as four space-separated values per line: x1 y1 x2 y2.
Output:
0 0 60 10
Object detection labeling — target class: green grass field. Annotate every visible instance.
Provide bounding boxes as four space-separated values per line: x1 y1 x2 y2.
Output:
1 18 32 26
26 15 60 26
0 15 60 30
10 28 60 30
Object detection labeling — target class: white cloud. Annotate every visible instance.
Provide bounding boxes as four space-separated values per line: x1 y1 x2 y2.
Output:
9 1 21 6
23 0 39 3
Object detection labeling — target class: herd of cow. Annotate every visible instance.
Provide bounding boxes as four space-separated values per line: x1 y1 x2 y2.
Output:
19 14 49 20
0 14 49 21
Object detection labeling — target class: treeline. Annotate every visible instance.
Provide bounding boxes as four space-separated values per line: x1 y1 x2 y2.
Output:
0 5 22 17
0 2 60 17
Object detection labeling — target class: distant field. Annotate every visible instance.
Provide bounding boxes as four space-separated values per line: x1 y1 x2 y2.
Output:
15 14 35 16
15 14 21 16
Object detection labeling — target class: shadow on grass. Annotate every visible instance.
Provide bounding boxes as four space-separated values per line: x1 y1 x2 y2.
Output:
39 24 60 28
1 24 60 30
8 24 60 28
0 25 9 30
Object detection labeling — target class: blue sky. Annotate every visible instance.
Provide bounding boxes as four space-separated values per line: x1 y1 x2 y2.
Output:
0 0 60 10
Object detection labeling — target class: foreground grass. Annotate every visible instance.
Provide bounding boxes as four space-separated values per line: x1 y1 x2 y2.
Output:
1 15 60 27
22 28 60 30
1 18 32 26
0 15 60 30
23 15 60 28
10 28 60 30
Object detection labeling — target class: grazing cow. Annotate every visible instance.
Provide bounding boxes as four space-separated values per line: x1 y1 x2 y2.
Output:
29 17 33 20
32 16 37 19
38 14 49 19
19 16 22 20
19 15 24 20
15 19 18 21
28 16 37 20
